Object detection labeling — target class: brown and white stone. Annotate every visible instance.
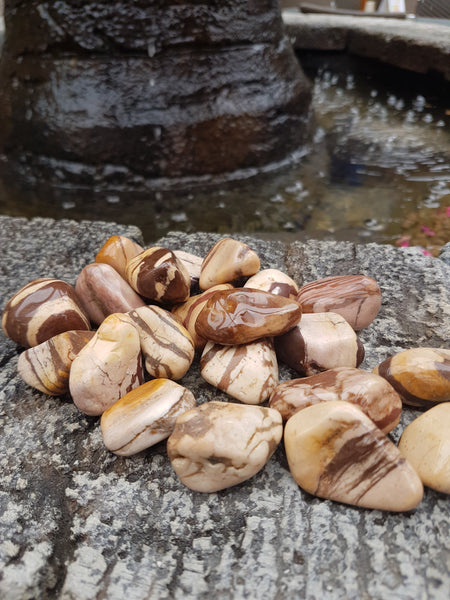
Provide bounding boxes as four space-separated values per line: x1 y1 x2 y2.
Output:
373 347 450 408
195 288 302 345
173 250 203 290
269 367 402 433
200 338 278 404
17 330 95 396
244 269 299 299
172 284 234 350
167 401 283 492
284 401 424 511
75 263 146 325
297 274 382 330
2 278 91 348
128 305 194 380
275 312 364 376
398 403 450 494
95 235 144 280
199 238 260 290
126 247 191 304
69 313 144 416
100 379 196 456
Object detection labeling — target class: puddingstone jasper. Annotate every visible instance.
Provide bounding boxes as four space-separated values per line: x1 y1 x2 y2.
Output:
95 235 144 280
297 274 382 330
69 313 144 416
195 288 302 345
199 238 260 290
275 312 364 376
101 379 196 456
269 367 402 433
200 338 278 404
167 401 283 492
75 262 145 325
284 401 424 512
2 278 90 348
374 347 450 408
244 268 299 299
18 330 95 395
126 246 191 304
398 403 450 494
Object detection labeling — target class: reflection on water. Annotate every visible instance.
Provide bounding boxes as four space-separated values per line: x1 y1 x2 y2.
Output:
0 53 449 250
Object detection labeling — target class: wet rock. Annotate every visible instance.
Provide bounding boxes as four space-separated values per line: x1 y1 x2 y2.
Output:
269 367 402 433
95 235 144 280
173 250 203 290
167 401 283 492
101 379 196 457
398 403 450 494
284 401 424 512
200 338 278 405
199 238 261 290
244 268 299 299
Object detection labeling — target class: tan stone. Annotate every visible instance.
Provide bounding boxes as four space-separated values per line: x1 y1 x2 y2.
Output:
199 238 260 290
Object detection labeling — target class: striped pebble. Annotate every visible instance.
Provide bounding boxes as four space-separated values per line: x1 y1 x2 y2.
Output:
269 367 402 433
126 246 191 304
95 235 144 279
173 250 203 290
75 263 145 325
17 330 95 395
2 278 90 348
69 313 144 416
373 347 450 408
199 238 260 290
244 269 298 299
297 274 381 330
129 306 194 380
200 338 278 404
284 401 423 511
167 401 283 492
275 312 364 376
101 379 196 456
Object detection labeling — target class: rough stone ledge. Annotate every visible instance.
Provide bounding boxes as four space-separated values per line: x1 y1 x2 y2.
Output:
283 12 450 80
0 216 449 600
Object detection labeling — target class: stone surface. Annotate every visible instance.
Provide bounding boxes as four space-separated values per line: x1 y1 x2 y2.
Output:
244 268 299 299
0 218 449 598
199 237 261 290
95 235 144 280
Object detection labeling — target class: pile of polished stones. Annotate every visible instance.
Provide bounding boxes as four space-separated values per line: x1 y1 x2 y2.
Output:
2 236 449 510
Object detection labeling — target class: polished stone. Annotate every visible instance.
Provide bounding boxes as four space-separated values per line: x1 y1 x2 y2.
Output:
199 238 260 290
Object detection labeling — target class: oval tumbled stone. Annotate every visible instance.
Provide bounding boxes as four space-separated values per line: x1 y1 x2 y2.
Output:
95 235 144 280
297 274 381 330
284 401 423 512
17 330 95 395
69 313 144 416
398 403 450 494
244 268 299 299
199 238 260 290
373 347 450 408
269 367 402 433
167 401 283 492
2 278 90 348
195 288 302 345
101 379 196 456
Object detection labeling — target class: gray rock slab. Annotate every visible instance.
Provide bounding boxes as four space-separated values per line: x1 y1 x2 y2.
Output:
1 217 449 599
283 12 450 80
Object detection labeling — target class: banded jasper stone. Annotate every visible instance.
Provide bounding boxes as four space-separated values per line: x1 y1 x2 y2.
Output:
173 250 203 290
167 401 283 492
95 235 144 280
75 263 146 325
172 284 234 350
17 330 95 395
297 274 381 330
128 306 194 380
398 403 450 494
373 347 450 408
69 313 144 416
2 278 90 348
269 367 402 433
244 269 299 299
199 238 260 290
275 312 364 376
100 379 196 456
200 338 278 404
195 288 302 345
126 247 190 304
284 401 423 512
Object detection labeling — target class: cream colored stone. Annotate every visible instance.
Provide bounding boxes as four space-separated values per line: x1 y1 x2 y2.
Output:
167 401 283 492
244 268 298 299
199 238 260 290
284 401 423 511
398 403 450 494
